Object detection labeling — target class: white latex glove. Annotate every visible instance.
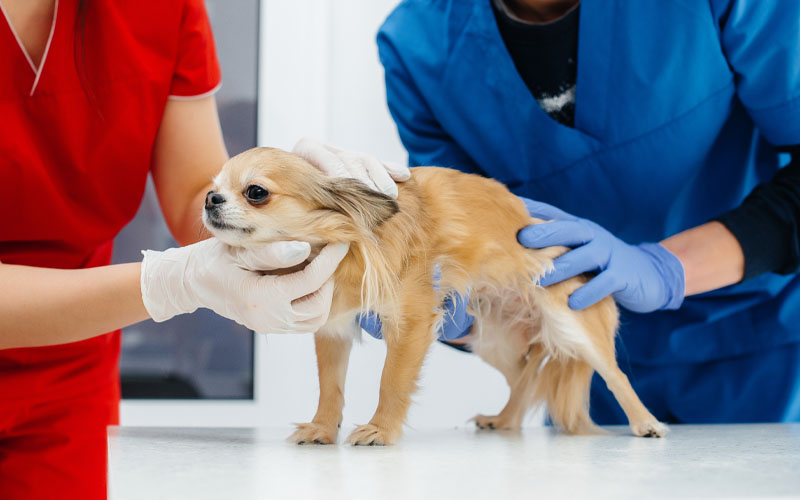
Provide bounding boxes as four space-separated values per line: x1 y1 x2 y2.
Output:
292 137 411 198
140 238 350 334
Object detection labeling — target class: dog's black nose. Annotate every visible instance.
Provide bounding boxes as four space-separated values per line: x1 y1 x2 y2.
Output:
205 191 226 209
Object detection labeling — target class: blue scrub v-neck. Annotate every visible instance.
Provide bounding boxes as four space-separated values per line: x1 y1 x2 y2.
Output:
439 0 600 177
473 0 605 144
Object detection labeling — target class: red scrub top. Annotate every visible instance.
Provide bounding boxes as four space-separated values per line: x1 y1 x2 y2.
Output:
0 0 219 496
0 0 220 398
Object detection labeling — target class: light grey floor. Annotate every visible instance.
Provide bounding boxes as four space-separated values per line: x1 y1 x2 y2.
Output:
108 424 800 500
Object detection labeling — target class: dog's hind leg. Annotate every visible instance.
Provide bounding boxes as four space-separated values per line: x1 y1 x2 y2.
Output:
571 296 667 437
470 292 542 430
475 326 598 434
535 281 665 437
289 330 353 445
473 340 547 431
535 356 599 434
578 339 667 437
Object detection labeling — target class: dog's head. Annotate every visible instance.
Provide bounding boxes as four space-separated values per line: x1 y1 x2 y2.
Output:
203 147 399 248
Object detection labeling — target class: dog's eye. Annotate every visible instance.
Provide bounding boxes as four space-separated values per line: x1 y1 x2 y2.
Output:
244 185 270 204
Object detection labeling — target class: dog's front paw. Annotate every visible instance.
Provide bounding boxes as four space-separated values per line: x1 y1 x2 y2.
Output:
472 413 519 431
289 422 339 445
631 419 668 438
347 423 398 446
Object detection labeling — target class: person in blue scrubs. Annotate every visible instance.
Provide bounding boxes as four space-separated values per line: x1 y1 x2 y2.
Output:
368 0 800 424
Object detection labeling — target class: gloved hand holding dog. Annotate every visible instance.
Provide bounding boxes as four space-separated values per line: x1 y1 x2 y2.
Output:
360 291 475 341
142 138 406 334
518 198 685 313
293 137 411 198
141 238 350 333
360 264 475 341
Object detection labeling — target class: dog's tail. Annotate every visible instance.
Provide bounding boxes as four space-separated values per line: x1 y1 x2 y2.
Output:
533 356 600 434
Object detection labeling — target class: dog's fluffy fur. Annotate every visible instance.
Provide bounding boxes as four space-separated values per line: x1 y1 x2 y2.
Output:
205 147 667 445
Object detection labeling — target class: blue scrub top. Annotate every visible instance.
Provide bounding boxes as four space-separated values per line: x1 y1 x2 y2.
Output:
378 0 800 418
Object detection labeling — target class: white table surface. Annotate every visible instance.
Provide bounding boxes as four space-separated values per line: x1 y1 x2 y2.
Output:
108 424 800 500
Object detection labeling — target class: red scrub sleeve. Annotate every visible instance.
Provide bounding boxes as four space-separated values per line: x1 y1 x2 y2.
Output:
169 0 222 99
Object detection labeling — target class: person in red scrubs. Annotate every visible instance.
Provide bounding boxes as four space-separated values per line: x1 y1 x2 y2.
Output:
0 1 408 498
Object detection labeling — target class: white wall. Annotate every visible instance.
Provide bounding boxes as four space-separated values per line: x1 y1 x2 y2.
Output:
124 0 541 431
259 0 408 161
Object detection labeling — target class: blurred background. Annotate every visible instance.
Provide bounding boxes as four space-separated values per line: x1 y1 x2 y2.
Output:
117 0 530 430
113 0 260 401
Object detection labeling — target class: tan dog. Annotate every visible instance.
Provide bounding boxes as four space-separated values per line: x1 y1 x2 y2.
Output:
204 147 667 445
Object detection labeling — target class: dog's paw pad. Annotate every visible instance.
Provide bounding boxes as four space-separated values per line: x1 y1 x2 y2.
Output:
347 424 396 446
289 422 338 445
631 420 668 438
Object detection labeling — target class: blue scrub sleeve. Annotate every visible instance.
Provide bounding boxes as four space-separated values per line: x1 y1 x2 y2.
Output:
712 0 800 146
377 33 481 171
708 0 800 278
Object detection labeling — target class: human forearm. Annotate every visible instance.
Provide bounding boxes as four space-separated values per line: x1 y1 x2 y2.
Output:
660 221 744 296
172 184 214 246
151 97 228 246
0 261 149 349
661 146 798 296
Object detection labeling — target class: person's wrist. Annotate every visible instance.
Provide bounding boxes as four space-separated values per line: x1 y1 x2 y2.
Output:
638 242 686 310
438 292 475 340
439 321 474 340
140 247 198 322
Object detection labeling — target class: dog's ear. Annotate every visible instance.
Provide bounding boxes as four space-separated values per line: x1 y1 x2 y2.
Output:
317 178 399 230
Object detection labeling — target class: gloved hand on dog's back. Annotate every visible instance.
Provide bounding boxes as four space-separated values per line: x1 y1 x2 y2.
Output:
293 137 411 199
141 238 350 334
517 198 685 313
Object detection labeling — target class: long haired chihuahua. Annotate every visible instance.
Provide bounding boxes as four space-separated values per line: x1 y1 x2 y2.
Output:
204 147 666 445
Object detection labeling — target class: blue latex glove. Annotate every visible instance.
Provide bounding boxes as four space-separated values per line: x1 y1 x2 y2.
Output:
517 198 685 313
358 266 474 340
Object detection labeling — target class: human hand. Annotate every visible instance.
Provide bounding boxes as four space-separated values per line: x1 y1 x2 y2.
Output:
517 198 685 312
358 265 474 340
292 137 411 198
359 293 474 340
140 238 350 333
